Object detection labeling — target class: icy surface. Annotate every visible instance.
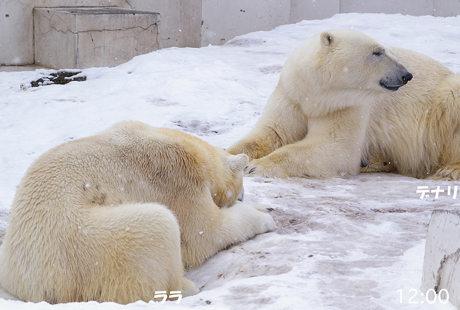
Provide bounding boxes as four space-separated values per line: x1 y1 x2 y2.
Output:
1 13 460 310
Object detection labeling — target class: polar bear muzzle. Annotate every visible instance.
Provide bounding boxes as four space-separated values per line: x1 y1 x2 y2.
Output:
379 70 413 91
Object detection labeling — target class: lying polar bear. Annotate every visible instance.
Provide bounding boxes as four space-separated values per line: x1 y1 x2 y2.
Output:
228 29 460 180
0 121 275 304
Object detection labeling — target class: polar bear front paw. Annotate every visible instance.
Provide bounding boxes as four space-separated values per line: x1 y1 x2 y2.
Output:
429 165 460 181
251 203 275 213
249 203 277 233
244 159 289 178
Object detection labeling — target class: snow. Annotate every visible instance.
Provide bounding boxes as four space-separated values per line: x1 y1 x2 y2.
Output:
1 12 460 310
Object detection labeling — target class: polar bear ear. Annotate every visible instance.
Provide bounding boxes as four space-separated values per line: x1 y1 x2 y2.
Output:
228 154 249 172
321 31 333 47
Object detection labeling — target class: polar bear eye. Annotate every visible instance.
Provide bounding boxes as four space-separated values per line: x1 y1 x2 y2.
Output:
372 49 385 57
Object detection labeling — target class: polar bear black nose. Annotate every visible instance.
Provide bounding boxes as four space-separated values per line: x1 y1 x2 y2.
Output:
237 186 244 202
402 72 413 85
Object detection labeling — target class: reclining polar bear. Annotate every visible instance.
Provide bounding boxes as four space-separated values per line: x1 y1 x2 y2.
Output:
0 121 275 304
228 29 460 180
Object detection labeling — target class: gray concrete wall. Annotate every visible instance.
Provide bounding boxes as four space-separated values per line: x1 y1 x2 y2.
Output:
1 0 460 66
340 0 460 16
340 0 434 16
124 0 182 48
291 0 340 23
201 0 290 46
179 0 202 48
434 0 460 16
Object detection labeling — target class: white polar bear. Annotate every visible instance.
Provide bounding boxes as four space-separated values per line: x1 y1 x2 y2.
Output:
0 121 276 304
228 29 460 180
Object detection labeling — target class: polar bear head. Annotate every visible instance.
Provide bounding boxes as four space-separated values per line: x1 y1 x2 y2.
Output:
209 150 249 208
282 29 412 107
319 29 412 92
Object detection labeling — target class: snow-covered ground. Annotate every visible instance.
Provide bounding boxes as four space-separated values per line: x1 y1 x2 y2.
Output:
1 13 460 310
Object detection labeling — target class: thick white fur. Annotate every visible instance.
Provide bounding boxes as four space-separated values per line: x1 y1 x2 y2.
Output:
0 121 275 304
227 29 460 180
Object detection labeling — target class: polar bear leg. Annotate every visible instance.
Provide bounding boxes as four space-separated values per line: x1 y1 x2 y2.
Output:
245 106 368 178
0 288 20 301
81 203 198 303
179 200 276 269
360 153 397 173
227 87 308 160
427 74 460 180
430 162 460 180
180 278 199 297
1 203 197 304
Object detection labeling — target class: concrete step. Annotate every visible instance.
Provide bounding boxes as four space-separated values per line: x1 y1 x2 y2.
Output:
34 7 160 69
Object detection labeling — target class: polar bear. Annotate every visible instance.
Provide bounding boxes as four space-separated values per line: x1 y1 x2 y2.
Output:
0 121 276 304
227 29 460 180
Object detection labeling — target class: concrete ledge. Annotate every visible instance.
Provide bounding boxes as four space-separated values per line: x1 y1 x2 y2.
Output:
34 7 160 69
422 210 460 307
